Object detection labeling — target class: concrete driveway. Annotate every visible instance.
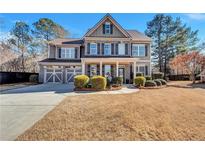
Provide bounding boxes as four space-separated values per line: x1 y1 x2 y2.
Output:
0 83 74 140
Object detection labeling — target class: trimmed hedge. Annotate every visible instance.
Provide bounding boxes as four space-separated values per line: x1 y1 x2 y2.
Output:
158 79 167 85
152 72 164 79
112 77 123 85
145 76 152 81
154 79 162 86
136 72 143 77
74 75 89 88
29 74 38 83
134 76 146 87
145 80 157 87
91 76 107 90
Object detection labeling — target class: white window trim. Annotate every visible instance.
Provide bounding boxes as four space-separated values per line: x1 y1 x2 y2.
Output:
90 43 98 55
90 64 97 76
136 64 146 76
105 22 111 34
60 48 75 59
104 65 111 77
132 44 146 57
104 43 111 55
118 43 125 55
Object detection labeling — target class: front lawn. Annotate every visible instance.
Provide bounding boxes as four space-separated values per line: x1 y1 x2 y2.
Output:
16 87 205 140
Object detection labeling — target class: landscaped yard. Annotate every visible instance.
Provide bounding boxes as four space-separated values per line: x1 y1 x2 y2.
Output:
16 85 205 141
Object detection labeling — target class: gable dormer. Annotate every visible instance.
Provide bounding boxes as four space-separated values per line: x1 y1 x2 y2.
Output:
84 14 131 38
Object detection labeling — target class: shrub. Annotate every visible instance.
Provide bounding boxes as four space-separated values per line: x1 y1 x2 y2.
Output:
145 76 152 80
106 77 111 89
152 72 164 79
74 75 89 88
158 79 167 85
85 83 92 88
29 74 38 83
145 80 157 87
91 75 107 90
154 79 162 86
112 77 123 86
134 76 146 87
136 72 143 77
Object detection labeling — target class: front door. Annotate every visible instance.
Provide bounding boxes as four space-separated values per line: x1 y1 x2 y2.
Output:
118 68 125 83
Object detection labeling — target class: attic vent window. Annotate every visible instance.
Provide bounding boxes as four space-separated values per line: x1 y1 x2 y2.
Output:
105 22 111 34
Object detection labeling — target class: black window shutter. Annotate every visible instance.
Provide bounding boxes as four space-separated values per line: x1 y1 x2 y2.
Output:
145 45 148 56
97 43 100 55
115 43 118 55
58 48 61 58
125 44 128 55
131 44 132 56
101 43 104 55
87 43 90 55
97 64 100 75
87 64 90 76
110 24 113 34
145 66 148 75
75 48 78 58
103 24 105 34
111 43 114 55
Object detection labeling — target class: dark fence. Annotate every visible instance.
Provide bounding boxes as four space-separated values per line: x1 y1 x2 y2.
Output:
168 74 200 81
0 72 38 84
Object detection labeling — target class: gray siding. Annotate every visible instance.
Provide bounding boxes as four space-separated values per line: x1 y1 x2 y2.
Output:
49 46 81 59
49 45 56 58
90 19 126 38
38 65 44 83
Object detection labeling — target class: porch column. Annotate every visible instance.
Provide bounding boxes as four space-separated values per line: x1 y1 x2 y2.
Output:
133 62 136 79
116 61 119 77
100 61 102 76
82 61 85 75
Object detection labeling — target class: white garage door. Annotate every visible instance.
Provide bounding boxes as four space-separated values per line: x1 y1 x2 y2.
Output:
45 67 63 83
66 66 82 83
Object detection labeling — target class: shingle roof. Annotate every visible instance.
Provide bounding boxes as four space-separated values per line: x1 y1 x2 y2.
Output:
48 38 83 45
126 30 151 41
39 58 81 63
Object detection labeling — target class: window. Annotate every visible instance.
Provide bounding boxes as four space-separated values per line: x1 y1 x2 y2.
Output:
132 44 145 56
118 43 125 55
104 43 111 55
90 43 97 55
136 65 145 75
132 45 138 56
61 48 75 59
104 65 111 77
139 45 145 56
105 22 111 34
90 64 97 76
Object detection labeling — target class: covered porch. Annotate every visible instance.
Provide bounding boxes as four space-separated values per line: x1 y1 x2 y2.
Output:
81 58 150 84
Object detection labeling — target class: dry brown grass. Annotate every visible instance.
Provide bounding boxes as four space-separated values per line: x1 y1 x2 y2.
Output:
16 87 205 141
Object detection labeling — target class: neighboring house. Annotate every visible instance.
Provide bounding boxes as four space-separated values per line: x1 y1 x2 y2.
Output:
199 70 205 83
38 14 152 84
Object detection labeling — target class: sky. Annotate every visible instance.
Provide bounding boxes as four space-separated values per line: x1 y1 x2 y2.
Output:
0 13 205 43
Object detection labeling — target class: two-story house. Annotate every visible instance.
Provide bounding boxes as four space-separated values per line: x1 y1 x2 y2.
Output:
38 14 152 84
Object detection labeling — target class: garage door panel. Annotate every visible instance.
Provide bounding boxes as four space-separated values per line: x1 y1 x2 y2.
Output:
45 68 63 83
67 74 74 82
55 73 62 82
66 66 82 83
